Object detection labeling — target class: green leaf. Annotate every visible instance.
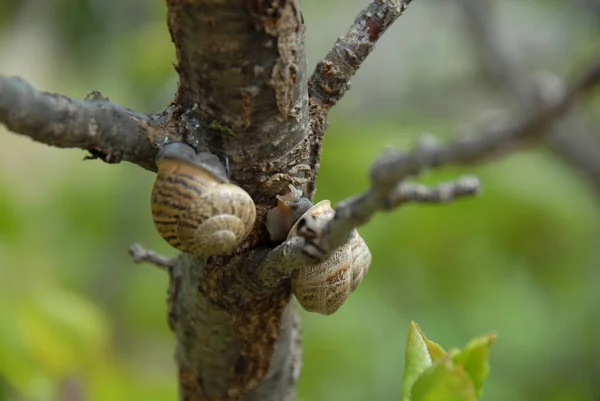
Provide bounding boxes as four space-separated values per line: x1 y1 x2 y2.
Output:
401 323 495 401
411 358 477 401
401 322 447 401
420 329 446 364
452 334 497 397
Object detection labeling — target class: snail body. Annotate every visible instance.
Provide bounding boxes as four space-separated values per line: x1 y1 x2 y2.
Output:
267 186 372 315
151 143 256 256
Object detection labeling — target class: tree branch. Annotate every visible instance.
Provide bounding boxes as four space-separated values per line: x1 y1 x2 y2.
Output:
0 76 165 171
368 62 599 186
259 56 600 275
389 176 481 206
308 0 415 109
323 58 600 252
253 177 481 288
454 0 600 193
129 243 175 271
304 0 417 196
254 237 308 289
129 244 182 331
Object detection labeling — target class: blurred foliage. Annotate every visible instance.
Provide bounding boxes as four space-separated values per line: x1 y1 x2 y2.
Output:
0 0 599 400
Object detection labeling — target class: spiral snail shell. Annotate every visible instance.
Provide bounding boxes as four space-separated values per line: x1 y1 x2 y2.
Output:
267 185 372 315
151 143 256 256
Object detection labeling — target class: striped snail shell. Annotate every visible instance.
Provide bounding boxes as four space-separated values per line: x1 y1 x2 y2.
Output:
151 142 256 256
287 199 372 315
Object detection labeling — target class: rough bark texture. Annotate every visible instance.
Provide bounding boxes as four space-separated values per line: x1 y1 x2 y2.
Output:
164 2 312 399
309 0 413 109
166 0 314 199
173 254 301 401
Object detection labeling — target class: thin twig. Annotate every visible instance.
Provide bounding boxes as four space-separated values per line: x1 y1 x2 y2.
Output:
129 243 175 271
390 176 481 206
0 76 165 171
129 243 182 331
308 0 415 109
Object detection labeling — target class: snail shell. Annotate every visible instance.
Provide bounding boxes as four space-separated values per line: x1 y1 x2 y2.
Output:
151 143 256 256
287 200 372 315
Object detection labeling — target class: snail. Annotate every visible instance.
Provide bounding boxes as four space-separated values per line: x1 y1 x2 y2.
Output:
151 142 256 256
267 185 372 315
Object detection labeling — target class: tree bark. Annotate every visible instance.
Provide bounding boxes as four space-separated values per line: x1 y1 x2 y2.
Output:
163 2 312 399
166 0 313 197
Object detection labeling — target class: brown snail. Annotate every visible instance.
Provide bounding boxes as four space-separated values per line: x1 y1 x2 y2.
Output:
267 185 372 315
151 142 256 256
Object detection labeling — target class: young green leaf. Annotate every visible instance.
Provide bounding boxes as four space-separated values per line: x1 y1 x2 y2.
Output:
401 322 495 401
401 321 447 401
411 358 477 401
452 334 497 397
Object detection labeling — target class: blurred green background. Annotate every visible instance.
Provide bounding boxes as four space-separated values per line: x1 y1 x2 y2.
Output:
0 0 599 400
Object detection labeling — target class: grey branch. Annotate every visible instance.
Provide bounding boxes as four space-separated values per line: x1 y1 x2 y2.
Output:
369 60 600 185
129 243 175 271
323 57 600 254
454 0 600 193
309 0 415 109
390 176 481 206
255 177 480 288
0 76 164 171
254 56 600 282
129 243 182 332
